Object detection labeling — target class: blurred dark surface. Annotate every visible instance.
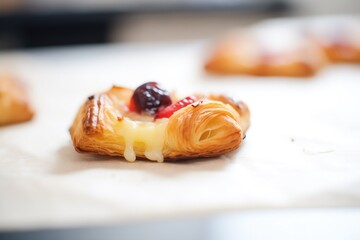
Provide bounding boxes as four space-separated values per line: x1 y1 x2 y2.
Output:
0 12 114 48
0 208 359 240
0 0 289 49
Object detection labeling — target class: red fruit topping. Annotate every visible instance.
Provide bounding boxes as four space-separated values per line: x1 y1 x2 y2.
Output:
130 82 172 116
129 98 136 112
156 96 197 119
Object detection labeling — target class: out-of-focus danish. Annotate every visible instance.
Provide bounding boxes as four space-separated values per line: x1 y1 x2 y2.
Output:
306 17 360 63
0 74 34 126
205 24 326 77
70 82 250 162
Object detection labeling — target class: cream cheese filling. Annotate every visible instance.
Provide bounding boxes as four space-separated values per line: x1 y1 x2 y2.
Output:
117 117 168 162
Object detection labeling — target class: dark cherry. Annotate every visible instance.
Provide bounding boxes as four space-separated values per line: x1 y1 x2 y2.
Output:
130 82 172 116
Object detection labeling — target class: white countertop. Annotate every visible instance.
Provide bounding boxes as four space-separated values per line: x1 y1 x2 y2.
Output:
0 41 360 230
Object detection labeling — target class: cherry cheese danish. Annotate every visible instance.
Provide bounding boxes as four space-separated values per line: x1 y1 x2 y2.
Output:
70 82 250 162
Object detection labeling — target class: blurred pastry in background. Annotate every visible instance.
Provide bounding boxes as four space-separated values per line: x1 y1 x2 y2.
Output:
306 17 360 63
0 74 34 126
205 22 327 77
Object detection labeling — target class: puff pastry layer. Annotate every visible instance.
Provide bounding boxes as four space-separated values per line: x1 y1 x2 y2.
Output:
0 74 34 126
70 86 250 162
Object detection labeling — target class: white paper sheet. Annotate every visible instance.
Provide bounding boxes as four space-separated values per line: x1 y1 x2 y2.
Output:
1 40 360 230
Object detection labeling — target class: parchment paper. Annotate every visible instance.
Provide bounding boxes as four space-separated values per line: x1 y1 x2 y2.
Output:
1 40 360 230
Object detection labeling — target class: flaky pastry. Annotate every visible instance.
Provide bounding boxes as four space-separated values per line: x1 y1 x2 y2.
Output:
70 85 250 162
0 74 34 126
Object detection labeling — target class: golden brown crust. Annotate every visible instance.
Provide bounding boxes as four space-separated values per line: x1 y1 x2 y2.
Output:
83 95 104 135
70 86 250 161
205 33 326 77
0 74 34 126
163 100 243 159
207 94 250 133
310 34 360 63
322 46 360 62
70 87 134 155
